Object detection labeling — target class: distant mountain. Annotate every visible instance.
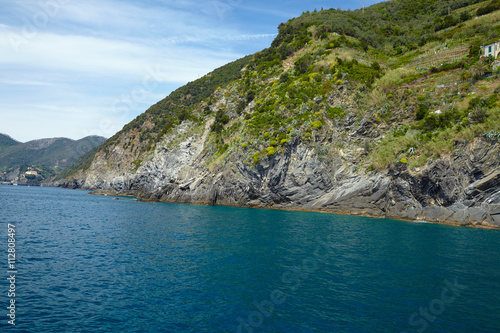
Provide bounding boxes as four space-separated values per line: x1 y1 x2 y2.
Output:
0 134 21 153
0 136 106 171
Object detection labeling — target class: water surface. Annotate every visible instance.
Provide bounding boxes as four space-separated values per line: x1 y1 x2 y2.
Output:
1 185 499 332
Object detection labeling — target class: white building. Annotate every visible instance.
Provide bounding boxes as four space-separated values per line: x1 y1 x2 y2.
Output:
482 40 500 58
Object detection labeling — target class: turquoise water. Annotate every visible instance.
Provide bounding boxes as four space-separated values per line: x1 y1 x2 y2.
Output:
1 185 499 332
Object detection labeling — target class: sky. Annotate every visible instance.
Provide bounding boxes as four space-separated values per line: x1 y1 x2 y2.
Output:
0 0 380 142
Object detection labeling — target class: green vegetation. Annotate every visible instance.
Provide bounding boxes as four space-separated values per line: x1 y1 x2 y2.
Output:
0 164 56 186
371 100 500 169
477 0 500 15
0 134 20 154
273 0 494 56
65 0 500 178
211 110 231 133
55 145 102 181
0 136 105 172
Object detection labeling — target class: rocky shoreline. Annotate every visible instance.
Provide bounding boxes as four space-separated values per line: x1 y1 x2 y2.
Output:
82 189 499 229
60 125 500 229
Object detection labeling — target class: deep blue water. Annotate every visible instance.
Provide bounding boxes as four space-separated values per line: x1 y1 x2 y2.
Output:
0 185 499 332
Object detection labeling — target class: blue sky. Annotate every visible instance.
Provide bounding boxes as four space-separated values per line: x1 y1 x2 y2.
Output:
0 0 380 142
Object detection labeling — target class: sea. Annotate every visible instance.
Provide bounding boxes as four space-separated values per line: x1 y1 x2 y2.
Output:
1 185 499 332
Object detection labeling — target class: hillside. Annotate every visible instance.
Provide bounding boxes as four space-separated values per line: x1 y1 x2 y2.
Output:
61 0 500 228
0 136 106 185
0 133 20 153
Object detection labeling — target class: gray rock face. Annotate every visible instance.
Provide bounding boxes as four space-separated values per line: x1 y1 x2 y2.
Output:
61 122 500 228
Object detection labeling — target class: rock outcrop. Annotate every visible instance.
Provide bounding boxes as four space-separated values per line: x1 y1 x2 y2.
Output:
61 120 500 228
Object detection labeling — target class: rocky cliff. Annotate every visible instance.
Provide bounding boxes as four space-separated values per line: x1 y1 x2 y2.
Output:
62 116 500 228
60 1 500 228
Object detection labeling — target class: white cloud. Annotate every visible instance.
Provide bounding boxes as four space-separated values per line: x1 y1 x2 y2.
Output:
153 33 277 47
0 31 241 82
238 4 299 19
0 79 55 86
0 0 280 142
